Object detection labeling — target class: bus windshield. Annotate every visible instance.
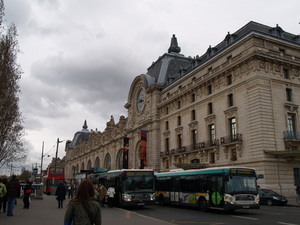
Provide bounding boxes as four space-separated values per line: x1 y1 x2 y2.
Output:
226 175 257 195
124 172 154 193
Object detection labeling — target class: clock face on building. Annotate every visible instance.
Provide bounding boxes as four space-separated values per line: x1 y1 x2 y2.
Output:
137 88 145 112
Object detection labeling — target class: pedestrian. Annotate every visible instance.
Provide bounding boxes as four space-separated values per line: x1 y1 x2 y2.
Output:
296 184 300 196
98 183 106 207
1 177 8 213
23 180 32 209
64 179 101 225
56 182 66 208
106 186 115 208
6 174 21 216
0 178 7 213
64 181 69 193
68 182 75 199
94 184 99 202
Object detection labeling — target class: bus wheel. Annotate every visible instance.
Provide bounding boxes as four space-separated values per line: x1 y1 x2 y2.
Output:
198 199 208 212
159 195 165 205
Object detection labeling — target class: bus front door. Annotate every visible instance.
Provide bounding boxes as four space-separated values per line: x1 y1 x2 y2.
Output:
209 175 224 208
170 177 180 203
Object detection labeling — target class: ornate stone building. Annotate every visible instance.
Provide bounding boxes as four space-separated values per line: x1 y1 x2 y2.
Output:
64 21 300 196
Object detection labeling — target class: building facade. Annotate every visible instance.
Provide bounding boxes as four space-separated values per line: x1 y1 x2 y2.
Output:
64 21 300 196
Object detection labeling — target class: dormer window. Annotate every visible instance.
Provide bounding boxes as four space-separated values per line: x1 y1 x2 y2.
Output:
270 24 284 37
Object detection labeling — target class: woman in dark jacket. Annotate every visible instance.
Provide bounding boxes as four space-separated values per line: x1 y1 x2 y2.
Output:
64 179 101 225
23 180 32 209
55 182 66 208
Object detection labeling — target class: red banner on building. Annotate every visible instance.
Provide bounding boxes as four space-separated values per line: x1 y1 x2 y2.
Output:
140 130 148 168
123 137 129 169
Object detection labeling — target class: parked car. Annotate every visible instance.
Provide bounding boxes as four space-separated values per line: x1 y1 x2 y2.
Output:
258 188 288 206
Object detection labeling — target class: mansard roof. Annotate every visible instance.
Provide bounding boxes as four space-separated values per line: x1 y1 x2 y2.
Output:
69 120 90 147
146 21 300 90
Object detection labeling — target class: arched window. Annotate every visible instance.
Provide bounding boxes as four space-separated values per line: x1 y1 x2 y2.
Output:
81 162 85 170
104 154 111 171
117 150 123 170
95 157 100 169
72 166 76 177
87 160 92 170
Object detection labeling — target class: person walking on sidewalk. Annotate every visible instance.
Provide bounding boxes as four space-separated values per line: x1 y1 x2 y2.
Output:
64 179 101 225
0 178 7 213
106 186 116 208
1 177 8 213
6 175 21 216
56 182 66 208
68 182 75 199
98 183 106 207
23 180 32 209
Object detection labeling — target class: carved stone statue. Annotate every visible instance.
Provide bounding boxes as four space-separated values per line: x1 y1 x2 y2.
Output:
168 34 181 53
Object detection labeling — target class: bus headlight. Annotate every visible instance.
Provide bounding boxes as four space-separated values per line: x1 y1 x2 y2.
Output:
123 194 131 201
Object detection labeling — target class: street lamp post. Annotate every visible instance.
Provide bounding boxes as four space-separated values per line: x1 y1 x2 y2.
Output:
40 141 50 183
54 138 64 186
40 141 44 179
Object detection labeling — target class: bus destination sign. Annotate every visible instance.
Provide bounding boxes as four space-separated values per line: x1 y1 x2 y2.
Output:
230 168 255 175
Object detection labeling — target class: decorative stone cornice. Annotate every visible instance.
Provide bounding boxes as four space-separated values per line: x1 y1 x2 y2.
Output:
224 106 238 116
175 126 183 135
188 121 198 130
285 103 299 112
163 130 170 138
204 114 216 123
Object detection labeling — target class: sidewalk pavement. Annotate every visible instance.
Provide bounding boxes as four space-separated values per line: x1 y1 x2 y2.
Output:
0 195 298 225
0 195 174 225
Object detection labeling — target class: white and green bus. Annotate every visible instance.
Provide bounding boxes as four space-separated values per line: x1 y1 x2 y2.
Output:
155 167 260 212
90 169 156 207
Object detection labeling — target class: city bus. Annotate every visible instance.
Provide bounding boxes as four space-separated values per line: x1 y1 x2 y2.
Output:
155 167 260 212
90 169 156 207
43 166 65 195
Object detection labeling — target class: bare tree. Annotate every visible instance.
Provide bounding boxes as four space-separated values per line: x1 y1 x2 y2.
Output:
19 168 31 182
0 0 27 168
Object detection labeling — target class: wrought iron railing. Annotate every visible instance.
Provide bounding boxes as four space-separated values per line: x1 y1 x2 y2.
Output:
160 139 222 157
220 134 243 145
283 131 300 140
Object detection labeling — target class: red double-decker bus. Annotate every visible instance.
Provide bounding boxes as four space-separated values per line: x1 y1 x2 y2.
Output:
43 166 65 195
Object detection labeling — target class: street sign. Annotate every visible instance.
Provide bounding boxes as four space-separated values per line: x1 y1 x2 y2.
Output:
32 168 38 175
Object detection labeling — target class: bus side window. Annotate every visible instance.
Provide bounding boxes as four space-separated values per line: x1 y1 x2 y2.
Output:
199 175 209 192
171 178 180 192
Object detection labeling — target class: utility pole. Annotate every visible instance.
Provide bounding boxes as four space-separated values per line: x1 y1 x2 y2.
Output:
40 141 44 179
54 138 63 186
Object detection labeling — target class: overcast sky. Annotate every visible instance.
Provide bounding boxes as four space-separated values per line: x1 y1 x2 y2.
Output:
1 0 299 175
